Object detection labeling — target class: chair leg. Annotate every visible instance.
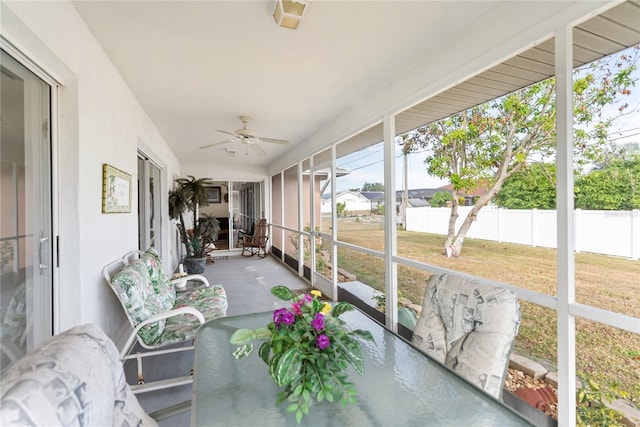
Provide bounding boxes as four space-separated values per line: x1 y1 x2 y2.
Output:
136 352 144 384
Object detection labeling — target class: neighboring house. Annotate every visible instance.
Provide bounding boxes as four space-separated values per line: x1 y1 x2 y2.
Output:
360 191 384 213
395 188 440 206
321 190 382 215
407 198 430 207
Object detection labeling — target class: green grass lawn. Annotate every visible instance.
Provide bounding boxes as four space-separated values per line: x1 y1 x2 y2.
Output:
332 217 640 403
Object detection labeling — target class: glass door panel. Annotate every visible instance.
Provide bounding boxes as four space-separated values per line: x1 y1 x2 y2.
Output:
1 49 53 374
138 154 162 254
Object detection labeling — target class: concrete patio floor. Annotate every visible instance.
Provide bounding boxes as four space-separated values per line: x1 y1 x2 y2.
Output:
131 254 310 426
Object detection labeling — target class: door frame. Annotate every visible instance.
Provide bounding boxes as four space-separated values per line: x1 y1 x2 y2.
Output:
308 163 335 298
1 38 60 340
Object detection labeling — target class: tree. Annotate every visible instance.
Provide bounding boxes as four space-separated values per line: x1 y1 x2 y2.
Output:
575 155 640 210
430 191 452 207
402 47 638 257
336 201 349 217
495 163 557 209
362 182 384 192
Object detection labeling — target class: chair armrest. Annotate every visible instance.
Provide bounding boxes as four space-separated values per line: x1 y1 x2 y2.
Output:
171 274 210 288
121 307 207 357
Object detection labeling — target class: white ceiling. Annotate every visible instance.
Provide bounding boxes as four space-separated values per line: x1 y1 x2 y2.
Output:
71 1 639 171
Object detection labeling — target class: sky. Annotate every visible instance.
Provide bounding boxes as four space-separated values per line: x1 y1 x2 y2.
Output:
334 45 640 193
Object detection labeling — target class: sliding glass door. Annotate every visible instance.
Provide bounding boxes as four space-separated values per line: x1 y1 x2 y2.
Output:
0 49 53 373
138 153 162 254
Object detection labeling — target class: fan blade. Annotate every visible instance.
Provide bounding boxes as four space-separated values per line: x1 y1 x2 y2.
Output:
249 143 266 156
199 139 234 149
257 136 290 145
216 129 237 137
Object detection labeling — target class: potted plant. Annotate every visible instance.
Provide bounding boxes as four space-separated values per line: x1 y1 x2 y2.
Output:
168 175 220 274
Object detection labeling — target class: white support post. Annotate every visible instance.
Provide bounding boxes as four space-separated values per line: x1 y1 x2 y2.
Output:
632 209 640 260
280 171 286 263
555 27 577 427
297 163 304 276
309 157 315 289
331 145 338 300
383 114 398 332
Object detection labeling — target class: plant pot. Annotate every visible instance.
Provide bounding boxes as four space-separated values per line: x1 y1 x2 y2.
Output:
183 257 207 274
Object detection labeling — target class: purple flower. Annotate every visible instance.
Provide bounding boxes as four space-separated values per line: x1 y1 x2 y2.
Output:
273 308 295 328
281 310 295 326
316 334 330 350
311 313 325 331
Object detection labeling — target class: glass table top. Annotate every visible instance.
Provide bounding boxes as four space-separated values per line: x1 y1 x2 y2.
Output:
192 309 533 426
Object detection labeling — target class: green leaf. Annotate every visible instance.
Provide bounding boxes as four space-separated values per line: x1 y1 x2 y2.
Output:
350 329 374 342
254 327 272 340
336 336 365 375
331 302 354 317
287 403 298 413
271 286 295 301
273 347 302 386
258 342 271 364
296 409 303 424
229 328 256 345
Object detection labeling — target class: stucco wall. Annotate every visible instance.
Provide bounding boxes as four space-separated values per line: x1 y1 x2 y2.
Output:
1 1 181 342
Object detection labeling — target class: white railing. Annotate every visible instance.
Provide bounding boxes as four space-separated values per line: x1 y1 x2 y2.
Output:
406 207 640 260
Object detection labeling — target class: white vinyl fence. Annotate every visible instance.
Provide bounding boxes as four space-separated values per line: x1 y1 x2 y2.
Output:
406 207 640 260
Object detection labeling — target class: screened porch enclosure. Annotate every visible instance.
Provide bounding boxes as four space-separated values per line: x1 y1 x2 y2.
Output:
268 6 640 425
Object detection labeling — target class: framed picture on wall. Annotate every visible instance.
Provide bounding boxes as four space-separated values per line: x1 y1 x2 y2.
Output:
102 163 132 213
206 186 221 203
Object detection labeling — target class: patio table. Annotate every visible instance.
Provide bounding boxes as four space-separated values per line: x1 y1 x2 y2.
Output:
191 309 533 426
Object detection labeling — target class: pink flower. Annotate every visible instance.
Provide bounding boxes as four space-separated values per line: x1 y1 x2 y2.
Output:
316 334 330 350
292 302 302 315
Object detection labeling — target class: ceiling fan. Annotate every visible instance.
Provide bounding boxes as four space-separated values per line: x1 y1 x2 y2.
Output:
199 115 289 156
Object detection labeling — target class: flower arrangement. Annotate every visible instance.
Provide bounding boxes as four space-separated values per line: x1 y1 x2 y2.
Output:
230 286 374 423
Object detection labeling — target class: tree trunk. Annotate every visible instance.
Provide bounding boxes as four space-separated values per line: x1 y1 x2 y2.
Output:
444 192 459 257
448 187 502 258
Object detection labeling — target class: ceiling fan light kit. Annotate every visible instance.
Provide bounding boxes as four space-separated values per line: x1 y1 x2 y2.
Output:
272 0 310 30
199 115 290 156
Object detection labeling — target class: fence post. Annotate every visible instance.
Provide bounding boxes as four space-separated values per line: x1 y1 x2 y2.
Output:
497 208 502 243
531 208 537 247
632 209 640 260
574 209 582 254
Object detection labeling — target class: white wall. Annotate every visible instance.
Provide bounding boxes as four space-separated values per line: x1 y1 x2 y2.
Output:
406 207 640 259
1 1 181 340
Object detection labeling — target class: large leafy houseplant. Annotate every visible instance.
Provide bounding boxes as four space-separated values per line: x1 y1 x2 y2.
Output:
168 176 219 261
230 286 374 424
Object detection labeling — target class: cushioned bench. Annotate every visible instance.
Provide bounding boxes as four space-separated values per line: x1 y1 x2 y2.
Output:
103 248 227 393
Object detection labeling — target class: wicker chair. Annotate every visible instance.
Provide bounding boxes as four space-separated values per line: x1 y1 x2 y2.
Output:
240 218 269 258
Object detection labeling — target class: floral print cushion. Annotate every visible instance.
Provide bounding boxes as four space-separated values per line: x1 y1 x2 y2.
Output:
140 249 176 313
110 250 227 347
152 285 228 346
412 273 520 399
111 260 168 344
